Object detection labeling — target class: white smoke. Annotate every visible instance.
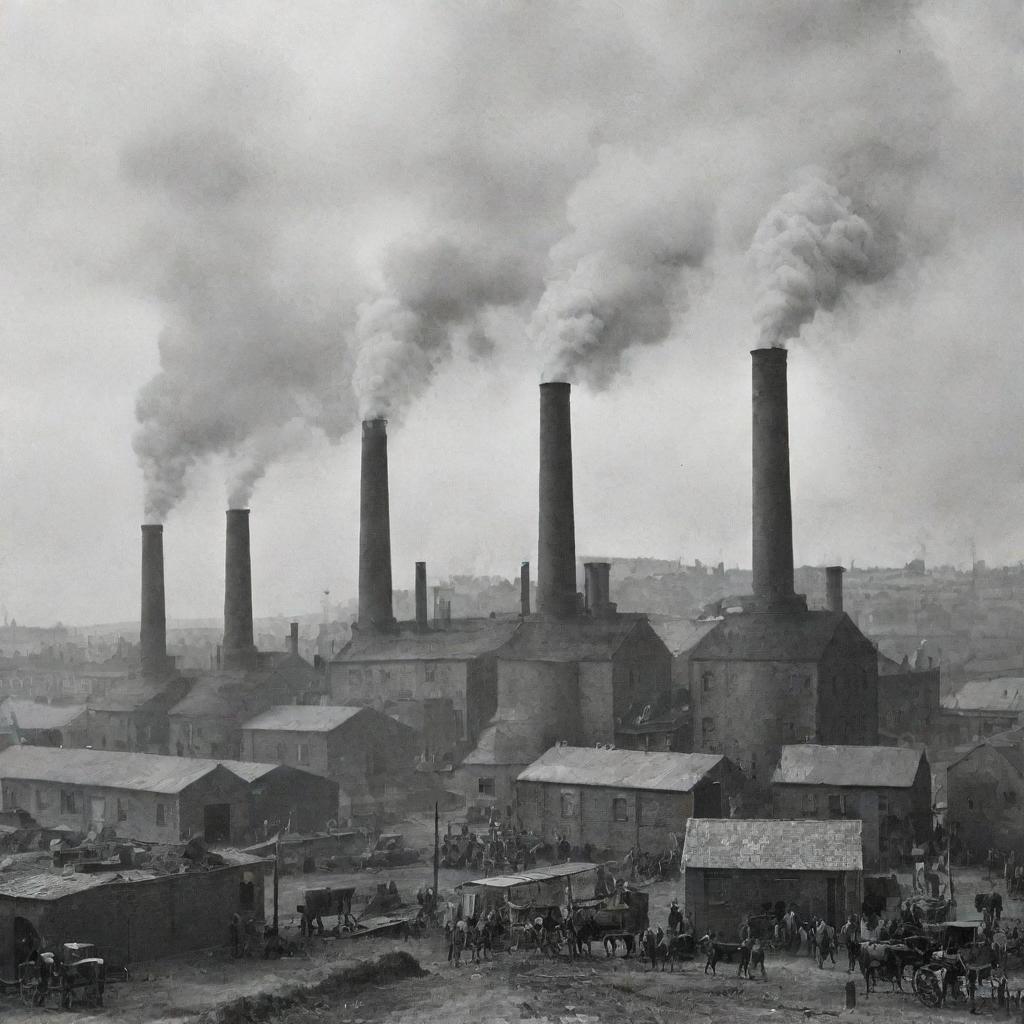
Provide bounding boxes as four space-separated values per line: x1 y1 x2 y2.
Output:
751 171 877 349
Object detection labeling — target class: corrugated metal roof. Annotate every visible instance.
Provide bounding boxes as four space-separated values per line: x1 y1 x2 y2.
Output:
942 678 1024 713
0 746 281 794
0 870 158 900
682 818 862 871
241 706 364 733
334 619 519 663
495 616 656 663
518 746 722 793
462 862 598 890
0 700 86 730
688 611 857 662
772 745 925 789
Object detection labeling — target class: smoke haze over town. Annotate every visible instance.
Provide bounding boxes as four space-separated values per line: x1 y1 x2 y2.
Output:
1 0 1020 625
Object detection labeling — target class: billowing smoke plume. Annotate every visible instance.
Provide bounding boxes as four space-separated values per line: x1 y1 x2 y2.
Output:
353 237 532 421
532 150 713 387
751 171 877 349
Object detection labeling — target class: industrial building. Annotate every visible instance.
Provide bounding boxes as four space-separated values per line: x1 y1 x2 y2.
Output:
515 745 738 858
877 653 941 747
689 350 879 790
770 744 931 869
681 817 863 937
0 699 88 749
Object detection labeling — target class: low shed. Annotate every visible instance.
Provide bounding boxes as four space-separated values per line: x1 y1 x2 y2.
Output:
682 818 863 938
0 853 266 973
516 745 738 858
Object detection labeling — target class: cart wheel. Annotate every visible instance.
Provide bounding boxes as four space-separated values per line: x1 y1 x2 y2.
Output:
914 967 942 1007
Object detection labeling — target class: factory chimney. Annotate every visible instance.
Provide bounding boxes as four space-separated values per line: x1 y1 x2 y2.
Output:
584 562 616 619
358 419 396 632
826 565 845 614
415 562 428 632
751 349 804 612
288 621 299 656
140 524 171 676
222 509 257 670
537 382 578 619
520 561 531 617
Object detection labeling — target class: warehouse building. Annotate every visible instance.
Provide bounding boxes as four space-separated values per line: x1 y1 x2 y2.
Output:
516 745 738 858
682 818 863 937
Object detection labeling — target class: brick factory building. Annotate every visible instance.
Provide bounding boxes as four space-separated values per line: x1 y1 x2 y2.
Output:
771 744 931 869
516 745 739 858
682 817 863 937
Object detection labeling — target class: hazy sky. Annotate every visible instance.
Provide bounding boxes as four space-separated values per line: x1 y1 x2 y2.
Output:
1 1 1020 626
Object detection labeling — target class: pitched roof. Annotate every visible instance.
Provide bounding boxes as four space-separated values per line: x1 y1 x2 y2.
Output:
0 870 159 900
334 619 519 664
241 706 365 733
688 611 859 662
942 678 1024 713
518 746 723 793
682 818 863 872
0 745 285 794
461 723 542 767
168 668 317 720
495 615 659 663
647 618 720 657
772 745 926 789
0 700 86 731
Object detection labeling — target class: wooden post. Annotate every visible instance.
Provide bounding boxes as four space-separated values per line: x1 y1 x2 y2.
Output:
433 802 440 901
272 832 280 931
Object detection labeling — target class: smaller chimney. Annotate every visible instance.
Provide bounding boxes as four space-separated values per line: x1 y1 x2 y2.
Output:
584 562 616 619
140 524 171 677
520 561 531 617
289 622 299 656
415 562 428 631
223 509 257 670
826 565 845 614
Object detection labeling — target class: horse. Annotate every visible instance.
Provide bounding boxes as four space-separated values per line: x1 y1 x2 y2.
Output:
699 934 745 975
738 938 766 979
858 942 904 996
603 932 635 958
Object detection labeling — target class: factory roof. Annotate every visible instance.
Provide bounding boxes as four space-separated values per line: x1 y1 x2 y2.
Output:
241 706 365 733
687 610 866 662
772 744 926 788
495 615 662 663
948 734 1024 778
0 870 159 900
942 678 1024 713
168 667 321 720
682 818 863 872
647 618 720 657
0 700 86 731
0 745 279 794
333 618 520 663
518 746 723 793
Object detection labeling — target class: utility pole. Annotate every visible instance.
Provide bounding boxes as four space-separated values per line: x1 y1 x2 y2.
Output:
433 802 440 901
272 832 280 932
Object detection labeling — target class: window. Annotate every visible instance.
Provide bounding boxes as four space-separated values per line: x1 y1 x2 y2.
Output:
706 871 729 902
35 788 50 812
828 793 846 819
801 792 819 816
701 717 715 743
156 802 166 826
276 742 288 762
60 790 78 815
702 672 714 693
560 792 577 818
968 798 975 810
612 797 628 822
425 666 436 684
1005 791 1018 805
478 777 495 797
453 710 465 738
117 799 128 822
784 721 795 741
296 742 310 766
877 793 889 816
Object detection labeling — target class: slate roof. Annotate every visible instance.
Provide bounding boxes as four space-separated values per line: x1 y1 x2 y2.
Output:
168 667 318 720
334 619 520 663
687 611 858 662
772 745 925 789
0 745 280 794
241 706 364 733
495 615 659 663
682 818 863 872
518 746 722 793
0 700 86 730
943 678 1024 713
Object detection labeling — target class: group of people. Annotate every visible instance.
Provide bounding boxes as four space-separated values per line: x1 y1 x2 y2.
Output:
440 826 542 875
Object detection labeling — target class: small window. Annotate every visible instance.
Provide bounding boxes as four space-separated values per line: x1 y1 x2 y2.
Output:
878 793 889 815
117 798 128 822
560 792 577 818
707 872 729 902
276 742 288 762
60 790 78 815
612 797 628 822
1006 791 1017 805
801 792 819 816
702 672 714 693
701 717 715 743
828 793 846 818
453 710 465 738
35 788 50 812
425 666 436 684
296 742 310 766
156 802 166 826
478 777 495 797
968 798 975 810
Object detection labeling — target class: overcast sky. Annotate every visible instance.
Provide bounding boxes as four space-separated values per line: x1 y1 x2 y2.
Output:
1 1 1020 626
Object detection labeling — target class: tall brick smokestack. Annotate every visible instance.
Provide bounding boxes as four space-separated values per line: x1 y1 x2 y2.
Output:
140 524 170 676
537 382 577 619
520 561 531 617
826 565 845 613
358 419 395 632
223 509 257 670
415 562 428 631
751 348 801 611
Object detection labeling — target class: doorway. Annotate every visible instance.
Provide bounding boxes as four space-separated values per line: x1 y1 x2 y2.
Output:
203 803 231 844
826 877 838 924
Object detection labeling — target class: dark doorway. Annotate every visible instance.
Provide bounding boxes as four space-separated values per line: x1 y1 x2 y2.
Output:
14 916 40 965
204 803 231 844
694 781 722 818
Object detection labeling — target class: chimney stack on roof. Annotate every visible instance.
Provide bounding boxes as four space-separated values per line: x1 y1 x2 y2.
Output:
289 621 299 656
826 565 845 614
140 524 171 677
358 419 396 633
537 382 577 619
223 509 258 670
415 561 429 632
520 561 531 617
584 562 617 619
751 349 805 612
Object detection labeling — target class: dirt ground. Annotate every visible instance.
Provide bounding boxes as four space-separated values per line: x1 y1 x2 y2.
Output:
2 844 1023 1023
